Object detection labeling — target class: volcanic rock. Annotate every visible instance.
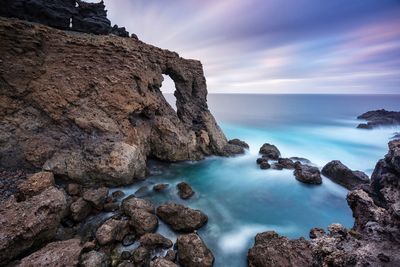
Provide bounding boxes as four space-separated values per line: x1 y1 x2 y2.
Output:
128 208 158 236
122 196 155 214
132 246 150 267
70 197 92 222
322 160 369 190
357 109 400 129
177 233 214 267
17 171 54 198
95 218 130 245
80 250 109 267
228 139 249 149
139 233 173 249
177 182 195 199
293 162 322 185
259 143 280 159
83 187 109 209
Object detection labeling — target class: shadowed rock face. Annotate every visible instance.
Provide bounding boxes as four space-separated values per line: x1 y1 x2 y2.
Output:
0 18 237 185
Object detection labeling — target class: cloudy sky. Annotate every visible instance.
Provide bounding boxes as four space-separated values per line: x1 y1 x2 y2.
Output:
99 0 400 94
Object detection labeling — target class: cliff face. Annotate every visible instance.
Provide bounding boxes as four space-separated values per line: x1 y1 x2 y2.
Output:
0 18 237 185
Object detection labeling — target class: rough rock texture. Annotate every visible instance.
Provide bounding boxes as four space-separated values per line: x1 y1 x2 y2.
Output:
129 208 158 236
95 218 130 245
151 258 178 267
0 186 67 264
248 231 312 267
0 18 240 186
17 238 82 267
259 143 280 160
122 196 155 214
17 171 54 198
177 182 195 199
177 233 214 267
132 246 150 267
293 162 322 185
80 250 109 267
322 160 370 190
139 233 173 249
228 139 249 149
83 187 109 208
156 203 208 232
70 197 92 221
0 168 27 201
357 109 400 129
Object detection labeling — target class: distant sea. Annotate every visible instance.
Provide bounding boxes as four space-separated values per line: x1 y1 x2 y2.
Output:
115 94 400 266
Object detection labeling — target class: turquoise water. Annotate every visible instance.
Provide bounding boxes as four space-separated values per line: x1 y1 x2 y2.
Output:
115 94 400 266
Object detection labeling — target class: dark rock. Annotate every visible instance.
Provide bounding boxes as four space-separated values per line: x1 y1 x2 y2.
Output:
17 171 55 199
103 202 120 212
83 187 109 209
72 1 111 35
277 158 295 169
151 258 178 267
0 168 26 201
18 239 82 267
357 109 400 129
256 158 267 165
177 182 195 199
122 196 155 214
228 139 249 149
259 143 280 159
121 251 131 260
0 187 67 264
309 228 325 239
111 24 129 37
164 249 177 262
157 203 208 232
139 233 173 249
223 143 245 155
70 197 92 222
322 160 369 190
289 157 311 164
112 190 125 199
129 208 158 236
153 183 169 192
293 162 322 185
131 33 139 40
95 218 130 245
259 161 271 170
132 246 150 267
122 234 136 246
247 231 312 267
80 250 109 267
67 183 81 196
177 233 214 267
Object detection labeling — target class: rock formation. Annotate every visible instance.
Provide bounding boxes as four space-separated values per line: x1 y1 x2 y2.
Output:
357 109 400 129
248 140 400 266
0 16 241 186
322 160 370 190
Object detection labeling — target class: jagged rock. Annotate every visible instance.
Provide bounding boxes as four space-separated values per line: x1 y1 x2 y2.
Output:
228 139 249 149
17 239 82 267
72 1 111 34
177 233 214 267
0 187 67 264
132 246 150 267
139 233 173 249
17 171 54 198
95 218 130 245
129 208 158 236
322 160 369 190
83 187 109 209
259 143 280 159
112 190 125 199
309 228 325 239
177 182 194 199
0 17 236 186
293 162 322 185
153 183 169 192
111 24 129 37
80 250 109 267
248 231 312 267
70 197 92 222
151 258 178 267
357 109 400 129
122 196 155 214
157 203 208 232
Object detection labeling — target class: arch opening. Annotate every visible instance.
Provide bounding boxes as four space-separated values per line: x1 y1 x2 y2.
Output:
161 74 177 112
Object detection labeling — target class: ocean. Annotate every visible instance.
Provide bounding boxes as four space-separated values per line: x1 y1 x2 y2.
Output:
114 94 400 266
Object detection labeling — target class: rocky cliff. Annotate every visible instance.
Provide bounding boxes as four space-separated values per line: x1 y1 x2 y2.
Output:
0 17 240 186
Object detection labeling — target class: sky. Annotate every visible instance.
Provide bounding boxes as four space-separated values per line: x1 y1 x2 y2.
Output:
96 0 400 94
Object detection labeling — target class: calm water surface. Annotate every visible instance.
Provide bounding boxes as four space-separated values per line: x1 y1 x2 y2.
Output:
114 94 400 266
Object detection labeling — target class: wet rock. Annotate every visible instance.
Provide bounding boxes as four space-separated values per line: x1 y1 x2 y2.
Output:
122 196 155 214
248 231 312 267
177 233 214 267
256 158 267 165
153 183 169 192
223 143 245 155
157 203 208 232
67 183 81 196
322 160 369 190
112 190 125 199
309 228 325 239
259 143 280 160
357 109 400 129
0 187 67 264
151 258 178 267
259 161 271 170
122 234 136 246
80 250 109 267
96 218 131 245
139 233 173 249
228 139 249 149
177 182 195 199
83 187 109 209
290 157 311 164
18 239 82 267
121 251 131 260
103 202 120 212
17 171 54 198
132 246 150 267
165 249 177 262
129 208 158 236
277 158 295 169
70 197 92 222
293 162 322 185
392 132 400 140
118 261 135 267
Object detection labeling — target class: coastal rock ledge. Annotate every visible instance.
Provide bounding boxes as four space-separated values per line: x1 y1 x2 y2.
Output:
0 17 241 186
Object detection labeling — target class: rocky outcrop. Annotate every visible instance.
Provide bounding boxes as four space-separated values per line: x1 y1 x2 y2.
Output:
17 239 82 267
322 160 370 190
259 143 280 160
157 203 208 232
357 109 400 129
0 17 241 186
0 186 67 264
293 162 322 185
248 140 400 266
177 233 214 267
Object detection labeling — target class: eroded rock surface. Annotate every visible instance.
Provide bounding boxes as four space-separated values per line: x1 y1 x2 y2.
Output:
177 233 214 267
322 160 369 190
357 109 400 129
0 17 240 186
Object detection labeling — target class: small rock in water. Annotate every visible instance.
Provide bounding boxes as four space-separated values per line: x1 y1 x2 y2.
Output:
139 233 173 249
259 143 281 159
256 158 267 164
153 183 169 192
260 161 271 170
228 139 249 149
177 182 194 199
112 190 125 199
120 251 131 260
321 160 369 190
277 158 295 169
309 227 326 239
293 162 322 185
70 197 92 222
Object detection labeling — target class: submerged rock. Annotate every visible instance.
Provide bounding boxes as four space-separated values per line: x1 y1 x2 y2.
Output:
156 203 208 232
259 161 271 170
293 162 322 185
357 109 400 129
259 143 281 159
177 233 214 267
322 160 369 190
177 182 195 199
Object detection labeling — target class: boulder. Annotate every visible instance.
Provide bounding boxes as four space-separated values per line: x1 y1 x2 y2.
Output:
70 197 92 222
357 109 400 129
132 246 150 267
122 196 155 214
83 187 109 209
129 209 158 236
259 143 280 159
153 183 169 192
293 162 322 185
139 233 173 249
80 250 109 267
247 231 312 267
177 233 214 267
177 182 195 199
151 258 178 267
0 187 67 264
322 160 369 190
259 161 271 170
165 249 177 262
309 228 325 239
18 239 82 267
277 158 295 169
17 171 55 198
157 203 208 232
95 218 131 245
228 139 249 149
